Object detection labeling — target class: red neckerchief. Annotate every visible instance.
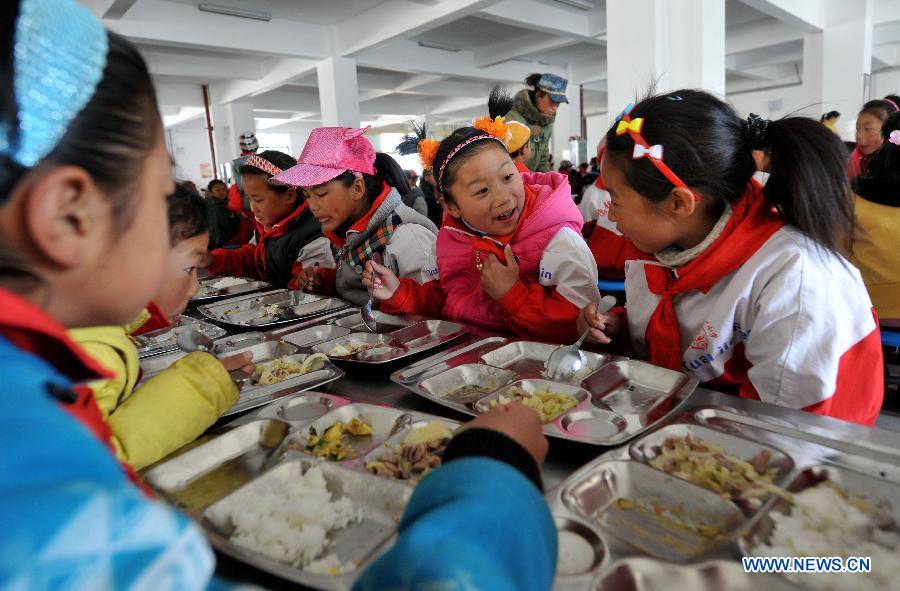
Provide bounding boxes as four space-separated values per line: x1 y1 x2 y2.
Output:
514 161 530 173
644 182 784 370
259 200 310 240
324 182 392 249
442 183 538 264
0 289 154 495
130 301 171 337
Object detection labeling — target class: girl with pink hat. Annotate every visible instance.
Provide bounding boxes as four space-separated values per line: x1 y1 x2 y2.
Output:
274 127 439 306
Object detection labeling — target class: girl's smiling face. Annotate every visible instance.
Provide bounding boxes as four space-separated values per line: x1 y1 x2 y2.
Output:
443 144 525 235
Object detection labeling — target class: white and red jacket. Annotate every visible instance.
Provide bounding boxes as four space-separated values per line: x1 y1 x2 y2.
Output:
622 184 883 426
581 180 646 280
382 172 598 343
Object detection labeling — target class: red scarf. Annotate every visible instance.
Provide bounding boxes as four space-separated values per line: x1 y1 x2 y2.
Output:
644 182 784 370
129 301 170 337
442 184 538 265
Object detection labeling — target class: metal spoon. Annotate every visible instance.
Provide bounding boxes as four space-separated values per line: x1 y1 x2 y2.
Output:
360 252 383 332
544 295 617 381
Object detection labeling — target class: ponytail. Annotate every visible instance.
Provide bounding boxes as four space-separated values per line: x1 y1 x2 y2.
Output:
334 152 407 202
763 117 855 254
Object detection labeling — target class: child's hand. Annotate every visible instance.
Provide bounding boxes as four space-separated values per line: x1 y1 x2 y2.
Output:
577 301 623 345
293 263 322 293
219 351 254 374
480 244 520 301
463 402 548 468
362 260 400 301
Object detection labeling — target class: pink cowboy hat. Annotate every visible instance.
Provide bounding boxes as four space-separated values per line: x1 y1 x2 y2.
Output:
273 126 376 187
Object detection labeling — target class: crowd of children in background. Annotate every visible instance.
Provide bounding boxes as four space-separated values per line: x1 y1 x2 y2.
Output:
1 0 898 588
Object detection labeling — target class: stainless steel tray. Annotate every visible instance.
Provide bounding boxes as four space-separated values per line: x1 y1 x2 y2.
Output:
393 340 698 446
593 557 802 590
310 320 468 365
135 316 227 359
333 310 418 332
630 423 795 515
191 276 271 304
560 460 746 563
361 417 460 485
198 289 350 328
202 458 411 590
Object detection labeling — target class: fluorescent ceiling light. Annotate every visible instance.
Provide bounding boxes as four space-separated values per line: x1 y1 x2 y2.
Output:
552 0 593 11
417 40 461 53
198 4 271 21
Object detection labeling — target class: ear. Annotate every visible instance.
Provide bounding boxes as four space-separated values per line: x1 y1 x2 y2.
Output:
666 186 699 219
350 177 367 202
439 194 462 219
284 186 298 203
23 166 107 270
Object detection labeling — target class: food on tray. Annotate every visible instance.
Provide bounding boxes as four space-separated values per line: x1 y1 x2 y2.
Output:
607 496 729 541
647 435 783 506
327 338 383 357
752 481 900 591
215 465 361 575
366 421 453 481
304 417 373 461
445 383 493 401
207 277 248 290
251 354 329 386
489 385 579 423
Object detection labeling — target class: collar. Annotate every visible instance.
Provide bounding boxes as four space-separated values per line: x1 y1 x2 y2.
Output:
261 200 310 237
325 182 392 249
513 88 555 126
0 288 113 383
655 204 733 268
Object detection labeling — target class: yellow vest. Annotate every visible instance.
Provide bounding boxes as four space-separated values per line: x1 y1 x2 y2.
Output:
852 196 900 319
69 320 238 471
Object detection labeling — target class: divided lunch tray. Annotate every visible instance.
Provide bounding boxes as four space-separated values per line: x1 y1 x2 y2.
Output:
391 338 699 446
198 289 350 328
191 276 271 304
546 406 900 590
145 398 460 590
135 316 227 359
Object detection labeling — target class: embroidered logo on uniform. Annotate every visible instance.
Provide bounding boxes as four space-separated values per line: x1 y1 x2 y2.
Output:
595 195 611 218
690 322 719 351
539 267 553 281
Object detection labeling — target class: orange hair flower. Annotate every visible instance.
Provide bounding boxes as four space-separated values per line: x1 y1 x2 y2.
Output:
418 138 440 169
472 115 510 145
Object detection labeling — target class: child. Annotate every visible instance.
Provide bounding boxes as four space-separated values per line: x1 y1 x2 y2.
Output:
205 178 240 248
1 5 554 585
580 142 647 280
578 90 883 426
848 99 897 179
851 112 900 319
203 150 334 288
508 121 533 173
363 92 599 344
276 127 439 306
70 186 253 471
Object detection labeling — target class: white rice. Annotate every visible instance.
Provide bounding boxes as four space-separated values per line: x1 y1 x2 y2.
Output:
209 277 248 289
216 465 362 575
753 483 900 591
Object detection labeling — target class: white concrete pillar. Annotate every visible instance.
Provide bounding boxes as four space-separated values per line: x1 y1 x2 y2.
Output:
552 73 582 169
803 0 873 140
317 57 361 128
607 0 725 117
210 101 256 164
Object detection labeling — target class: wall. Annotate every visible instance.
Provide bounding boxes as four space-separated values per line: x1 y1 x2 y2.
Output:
166 117 215 189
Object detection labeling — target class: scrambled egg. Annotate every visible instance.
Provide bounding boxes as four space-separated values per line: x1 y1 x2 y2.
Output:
305 417 373 461
490 385 579 423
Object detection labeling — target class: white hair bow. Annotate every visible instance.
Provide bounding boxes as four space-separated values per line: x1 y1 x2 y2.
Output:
632 143 664 160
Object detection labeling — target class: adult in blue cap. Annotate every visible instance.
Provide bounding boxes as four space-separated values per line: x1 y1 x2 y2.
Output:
504 73 569 172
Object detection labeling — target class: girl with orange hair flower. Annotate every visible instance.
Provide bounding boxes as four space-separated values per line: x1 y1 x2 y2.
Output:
363 89 599 344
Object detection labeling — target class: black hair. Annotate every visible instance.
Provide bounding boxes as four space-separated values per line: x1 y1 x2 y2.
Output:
525 73 544 104
168 183 209 245
398 89 512 204
884 95 900 109
239 150 296 195
331 152 408 207
820 110 840 122
853 111 900 207
604 89 855 257
207 178 226 191
2 30 161 230
859 99 896 123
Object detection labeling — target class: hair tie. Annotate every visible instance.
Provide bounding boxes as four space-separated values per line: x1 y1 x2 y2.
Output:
884 98 900 112
744 113 770 150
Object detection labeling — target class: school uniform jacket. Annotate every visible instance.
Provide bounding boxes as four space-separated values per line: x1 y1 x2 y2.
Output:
208 201 333 288
624 223 883 426
382 172 599 344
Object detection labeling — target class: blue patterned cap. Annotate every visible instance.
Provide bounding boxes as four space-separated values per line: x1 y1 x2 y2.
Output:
0 0 109 168
536 73 569 104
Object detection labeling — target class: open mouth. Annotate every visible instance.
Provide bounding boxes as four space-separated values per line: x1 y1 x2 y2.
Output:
494 207 516 223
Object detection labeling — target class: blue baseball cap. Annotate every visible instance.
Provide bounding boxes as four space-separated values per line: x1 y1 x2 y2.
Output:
535 73 569 104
